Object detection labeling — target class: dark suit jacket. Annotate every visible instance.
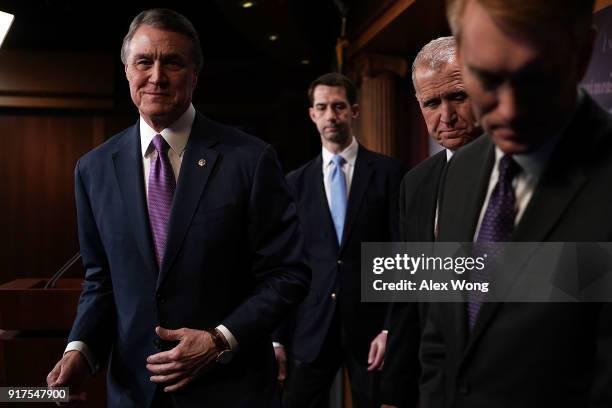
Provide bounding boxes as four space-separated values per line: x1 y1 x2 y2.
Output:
68 113 310 407
422 93 612 408
275 145 404 365
381 149 448 407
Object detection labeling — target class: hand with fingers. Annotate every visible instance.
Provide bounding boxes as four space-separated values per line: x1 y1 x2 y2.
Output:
273 345 287 386
367 330 388 372
147 326 221 392
46 350 91 405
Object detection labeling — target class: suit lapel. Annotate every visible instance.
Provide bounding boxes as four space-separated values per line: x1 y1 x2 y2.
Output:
157 115 219 290
463 103 591 358
340 145 373 253
439 138 495 242
307 155 339 251
112 123 158 278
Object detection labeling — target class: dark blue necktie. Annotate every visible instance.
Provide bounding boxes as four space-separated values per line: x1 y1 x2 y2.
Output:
468 155 521 328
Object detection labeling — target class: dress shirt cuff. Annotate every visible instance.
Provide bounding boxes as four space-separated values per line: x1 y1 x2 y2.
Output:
216 325 238 351
272 342 284 348
65 341 98 374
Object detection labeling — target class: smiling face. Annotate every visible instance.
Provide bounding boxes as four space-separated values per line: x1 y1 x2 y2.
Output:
309 85 359 151
457 0 593 154
414 60 480 150
124 25 198 131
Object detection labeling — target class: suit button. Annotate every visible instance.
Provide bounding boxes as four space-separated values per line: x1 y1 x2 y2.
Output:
331 293 337 300
337 259 344 265
154 339 162 350
156 294 165 304
458 379 470 395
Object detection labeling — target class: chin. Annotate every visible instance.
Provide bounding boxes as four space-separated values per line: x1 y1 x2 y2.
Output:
493 138 534 155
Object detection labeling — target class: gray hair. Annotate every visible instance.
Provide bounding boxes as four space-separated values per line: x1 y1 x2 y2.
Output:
120 8 203 71
412 36 458 90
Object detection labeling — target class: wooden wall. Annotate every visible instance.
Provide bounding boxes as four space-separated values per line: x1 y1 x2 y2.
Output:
0 112 113 283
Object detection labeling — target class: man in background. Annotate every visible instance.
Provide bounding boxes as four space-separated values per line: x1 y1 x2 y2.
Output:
46 8 309 407
274 73 405 407
424 0 612 406
380 36 481 408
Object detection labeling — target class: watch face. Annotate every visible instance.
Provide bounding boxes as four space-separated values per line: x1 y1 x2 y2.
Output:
216 350 232 364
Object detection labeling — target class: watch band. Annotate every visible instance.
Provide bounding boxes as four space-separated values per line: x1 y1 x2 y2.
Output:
208 327 232 364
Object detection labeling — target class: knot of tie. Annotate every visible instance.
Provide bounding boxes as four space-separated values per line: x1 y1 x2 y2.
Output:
498 154 521 184
331 154 345 168
152 134 169 154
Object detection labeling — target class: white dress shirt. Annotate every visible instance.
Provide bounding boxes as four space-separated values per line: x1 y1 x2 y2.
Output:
66 104 237 372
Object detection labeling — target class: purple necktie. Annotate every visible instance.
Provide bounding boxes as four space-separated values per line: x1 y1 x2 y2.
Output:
468 155 521 328
148 134 176 267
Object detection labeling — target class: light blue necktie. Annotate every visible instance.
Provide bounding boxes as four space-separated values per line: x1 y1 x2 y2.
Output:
330 155 347 244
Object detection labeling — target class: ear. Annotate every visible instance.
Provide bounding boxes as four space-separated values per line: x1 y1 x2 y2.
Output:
124 64 130 81
351 104 359 119
192 70 199 88
309 107 317 123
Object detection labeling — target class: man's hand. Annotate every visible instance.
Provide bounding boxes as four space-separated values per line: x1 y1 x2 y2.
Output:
367 331 387 371
147 326 219 392
381 405 398 408
273 345 287 386
46 350 90 404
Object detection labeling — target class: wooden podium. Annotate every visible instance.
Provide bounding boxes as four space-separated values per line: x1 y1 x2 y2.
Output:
0 278 106 407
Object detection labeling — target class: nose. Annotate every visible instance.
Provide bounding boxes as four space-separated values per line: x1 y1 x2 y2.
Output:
440 100 456 125
496 84 519 123
148 61 167 85
324 106 338 122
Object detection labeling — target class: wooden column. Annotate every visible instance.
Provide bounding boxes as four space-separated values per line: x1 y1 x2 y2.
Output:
352 54 408 158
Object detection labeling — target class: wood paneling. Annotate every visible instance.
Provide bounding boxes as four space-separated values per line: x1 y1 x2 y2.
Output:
0 112 106 284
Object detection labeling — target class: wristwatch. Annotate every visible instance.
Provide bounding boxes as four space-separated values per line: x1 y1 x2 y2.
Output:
208 327 233 364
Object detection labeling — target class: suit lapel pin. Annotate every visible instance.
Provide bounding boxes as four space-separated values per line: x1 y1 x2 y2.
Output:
198 159 207 167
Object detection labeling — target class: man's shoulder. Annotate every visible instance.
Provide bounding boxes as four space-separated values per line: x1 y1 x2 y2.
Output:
194 114 269 160
403 150 447 183
78 124 138 168
446 134 491 172
286 155 320 186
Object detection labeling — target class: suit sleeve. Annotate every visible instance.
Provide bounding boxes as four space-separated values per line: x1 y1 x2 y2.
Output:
67 159 117 367
419 308 447 407
221 145 311 349
380 301 421 407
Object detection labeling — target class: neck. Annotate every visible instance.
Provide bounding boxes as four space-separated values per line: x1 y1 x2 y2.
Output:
322 136 352 154
141 105 190 133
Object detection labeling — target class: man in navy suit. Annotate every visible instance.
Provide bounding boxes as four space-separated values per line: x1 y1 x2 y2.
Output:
421 0 612 406
273 73 405 407
46 8 310 407
381 36 481 408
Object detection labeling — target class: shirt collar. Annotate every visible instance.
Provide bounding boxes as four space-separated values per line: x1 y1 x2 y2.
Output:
446 149 454 162
140 104 196 158
322 136 358 167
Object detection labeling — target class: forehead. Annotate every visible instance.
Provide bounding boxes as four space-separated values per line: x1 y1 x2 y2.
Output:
127 25 193 60
459 0 560 74
312 85 349 103
415 64 464 96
